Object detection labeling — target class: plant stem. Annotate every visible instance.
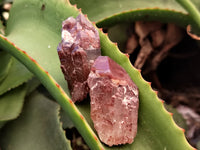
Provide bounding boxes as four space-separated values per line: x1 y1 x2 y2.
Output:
175 0 200 32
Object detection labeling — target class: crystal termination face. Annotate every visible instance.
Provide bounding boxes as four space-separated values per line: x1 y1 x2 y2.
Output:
88 56 139 146
57 14 101 102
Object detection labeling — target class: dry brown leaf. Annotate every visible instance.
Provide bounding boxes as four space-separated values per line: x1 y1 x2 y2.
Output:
125 34 138 54
134 39 153 69
146 24 183 72
135 21 163 43
187 25 200 40
151 29 165 48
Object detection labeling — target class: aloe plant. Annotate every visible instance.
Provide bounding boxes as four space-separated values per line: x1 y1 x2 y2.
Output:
0 0 199 149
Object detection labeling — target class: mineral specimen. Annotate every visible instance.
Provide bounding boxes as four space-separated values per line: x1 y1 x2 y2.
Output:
57 14 101 102
87 56 139 146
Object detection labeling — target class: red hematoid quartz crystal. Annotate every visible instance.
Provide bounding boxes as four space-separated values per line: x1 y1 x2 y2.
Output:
87 56 139 146
57 14 101 102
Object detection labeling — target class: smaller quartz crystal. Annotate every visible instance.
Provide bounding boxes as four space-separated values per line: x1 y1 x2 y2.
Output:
57 14 101 102
87 56 139 146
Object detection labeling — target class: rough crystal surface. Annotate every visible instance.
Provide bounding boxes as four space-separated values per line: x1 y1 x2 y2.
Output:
57 14 101 102
87 56 139 146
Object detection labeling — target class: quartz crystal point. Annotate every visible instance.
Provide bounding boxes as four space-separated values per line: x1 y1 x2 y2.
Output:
87 56 139 146
57 14 101 102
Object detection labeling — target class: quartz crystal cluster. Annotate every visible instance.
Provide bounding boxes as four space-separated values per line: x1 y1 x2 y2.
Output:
57 14 139 147
57 14 101 102
87 56 139 146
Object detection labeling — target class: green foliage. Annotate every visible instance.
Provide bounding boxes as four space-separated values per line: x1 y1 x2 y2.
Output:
0 85 27 129
70 0 192 28
5 0 76 94
107 23 130 51
0 91 72 150
0 58 33 95
0 51 12 83
0 77 40 129
0 0 199 149
0 85 27 122
175 0 200 33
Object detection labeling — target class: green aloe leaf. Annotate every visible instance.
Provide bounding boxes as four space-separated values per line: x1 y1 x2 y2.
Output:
175 0 200 34
0 77 40 129
0 50 12 83
99 22 193 150
164 103 187 130
107 23 130 52
5 0 79 95
1 0 103 149
0 91 72 150
60 108 74 129
0 85 27 129
0 57 33 95
0 85 27 122
70 0 199 30
0 0 196 149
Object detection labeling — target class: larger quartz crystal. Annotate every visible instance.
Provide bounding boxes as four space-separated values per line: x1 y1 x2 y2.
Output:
57 14 101 102
87 56 139 146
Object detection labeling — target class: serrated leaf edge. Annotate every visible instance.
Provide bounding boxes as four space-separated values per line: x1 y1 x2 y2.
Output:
0 34 105 150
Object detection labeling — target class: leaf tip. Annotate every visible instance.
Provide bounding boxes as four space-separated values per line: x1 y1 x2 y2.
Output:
125 53 129 58
147 81 151 86
160 99 164 104
113 42 118 47
99 28 103 32
78 8 82 12
169 112 173 116
181 128 185 133
154 90 158 95
73 4 77 9
84 14 88 18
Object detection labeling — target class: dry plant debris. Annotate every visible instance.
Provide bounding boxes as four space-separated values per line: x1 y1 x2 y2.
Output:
126 21 184 74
